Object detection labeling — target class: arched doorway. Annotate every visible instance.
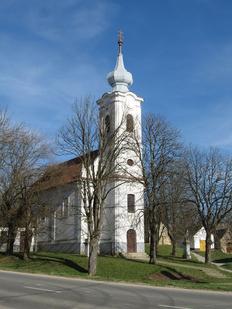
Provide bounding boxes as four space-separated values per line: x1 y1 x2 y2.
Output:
127 229 137 253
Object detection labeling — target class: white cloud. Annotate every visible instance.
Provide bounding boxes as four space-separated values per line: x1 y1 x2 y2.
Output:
1 0 118 42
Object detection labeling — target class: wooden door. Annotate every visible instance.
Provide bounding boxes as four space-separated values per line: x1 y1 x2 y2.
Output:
200 240 206 251
127 229 137 253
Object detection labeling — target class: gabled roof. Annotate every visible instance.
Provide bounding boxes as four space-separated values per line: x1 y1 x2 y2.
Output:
36 150 98 191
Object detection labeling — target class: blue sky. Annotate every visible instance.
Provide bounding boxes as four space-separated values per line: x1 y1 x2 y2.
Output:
1 0 232 153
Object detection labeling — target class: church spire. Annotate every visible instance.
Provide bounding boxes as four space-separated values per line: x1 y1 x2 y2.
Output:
118 30 123 54
107 31 133 92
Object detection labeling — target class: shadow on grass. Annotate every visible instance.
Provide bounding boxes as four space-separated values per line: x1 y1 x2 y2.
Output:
158 255 202 265
32 254 88 273
119 254 207 283
149 265 206 283
160 266 206 283
214 257 232 264
119 253 202 266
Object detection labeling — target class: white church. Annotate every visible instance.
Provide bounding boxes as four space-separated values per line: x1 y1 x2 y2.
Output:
37 34 145 256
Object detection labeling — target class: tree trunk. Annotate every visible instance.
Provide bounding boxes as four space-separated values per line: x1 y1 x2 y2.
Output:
171 239 177 257
205 232 212 264
149 232 157 264
22 229 32 260
6 224 16 255
155 237 158 256
88 237 99 276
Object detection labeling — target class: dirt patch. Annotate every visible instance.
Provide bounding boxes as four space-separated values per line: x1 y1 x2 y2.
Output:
0 255 20 264
149 272 168 281
149 271 203 283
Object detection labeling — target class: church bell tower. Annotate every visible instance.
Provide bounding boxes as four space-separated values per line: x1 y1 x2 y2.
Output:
97 32 145 255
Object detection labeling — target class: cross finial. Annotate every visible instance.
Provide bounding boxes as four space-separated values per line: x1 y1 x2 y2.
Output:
118 30 123 54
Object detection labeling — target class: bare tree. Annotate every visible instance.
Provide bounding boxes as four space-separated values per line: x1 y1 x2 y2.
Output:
131 114 182 264
163 162 200 257
58 97 127 275
185 147 232 263
0 108 9 165
223 212 232 246
0 109 51 257
0 117 23 254
16 131 51 260
162 161 186 257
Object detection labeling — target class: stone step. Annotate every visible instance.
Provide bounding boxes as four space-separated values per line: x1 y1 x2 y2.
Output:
124 252 149 260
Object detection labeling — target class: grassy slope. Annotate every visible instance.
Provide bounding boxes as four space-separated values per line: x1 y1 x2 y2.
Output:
196 249 232 263
223 263 232 270
145 243 183 257
146 244 201 265
0 246 232 291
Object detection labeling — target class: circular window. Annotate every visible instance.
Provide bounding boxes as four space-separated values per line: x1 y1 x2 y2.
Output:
127 159 134 166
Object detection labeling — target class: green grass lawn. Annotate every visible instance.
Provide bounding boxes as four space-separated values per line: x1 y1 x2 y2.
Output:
222 263 232 270
145 243 184 257
145 244 201 266
145 243 183 257
1 246 232 291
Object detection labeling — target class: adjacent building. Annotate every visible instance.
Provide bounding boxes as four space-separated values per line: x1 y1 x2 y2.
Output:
190 227 214 251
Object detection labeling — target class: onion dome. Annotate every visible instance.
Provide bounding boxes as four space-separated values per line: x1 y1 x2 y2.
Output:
107 31 133 92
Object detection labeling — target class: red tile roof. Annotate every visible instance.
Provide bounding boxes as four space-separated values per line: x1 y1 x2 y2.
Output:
37 150 98 191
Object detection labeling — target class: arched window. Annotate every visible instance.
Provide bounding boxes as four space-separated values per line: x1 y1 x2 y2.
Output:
126 114 134 132
105 115 110 133
127 194 135 213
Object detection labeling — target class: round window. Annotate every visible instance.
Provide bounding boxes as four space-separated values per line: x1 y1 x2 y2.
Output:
127 159 134 166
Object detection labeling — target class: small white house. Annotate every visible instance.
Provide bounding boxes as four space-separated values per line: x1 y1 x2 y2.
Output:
190 227 214 251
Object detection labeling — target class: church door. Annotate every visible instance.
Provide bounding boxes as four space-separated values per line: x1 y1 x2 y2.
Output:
127 229 137 253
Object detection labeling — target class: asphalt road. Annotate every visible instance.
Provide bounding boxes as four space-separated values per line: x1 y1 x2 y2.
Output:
0 270 231 309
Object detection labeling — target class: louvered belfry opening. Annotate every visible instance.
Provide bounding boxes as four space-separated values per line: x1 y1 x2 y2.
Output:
126 114 134 132
105 115 110 133
127 194 135 213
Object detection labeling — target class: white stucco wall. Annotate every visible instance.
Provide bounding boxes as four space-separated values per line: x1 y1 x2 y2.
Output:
37 183 81 253
97 90 145 254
